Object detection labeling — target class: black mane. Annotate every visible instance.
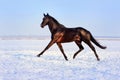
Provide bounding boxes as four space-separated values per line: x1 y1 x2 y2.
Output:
49 15 65 28
49 16 60 25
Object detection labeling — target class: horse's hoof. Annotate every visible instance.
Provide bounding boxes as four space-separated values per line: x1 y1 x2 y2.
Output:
65 58 68 61
64 57 68 61
97 58 100 61
73 57 75 59
73 56 76 59
37 54 40 57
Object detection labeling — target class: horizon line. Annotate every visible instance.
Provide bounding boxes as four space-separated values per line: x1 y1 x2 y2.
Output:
0 35 120 40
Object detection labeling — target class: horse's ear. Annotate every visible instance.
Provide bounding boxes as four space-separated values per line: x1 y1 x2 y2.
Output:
43 13 46 17
47 13 50 16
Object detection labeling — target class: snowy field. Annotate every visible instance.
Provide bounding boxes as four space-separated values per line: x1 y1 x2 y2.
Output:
0 38 120 80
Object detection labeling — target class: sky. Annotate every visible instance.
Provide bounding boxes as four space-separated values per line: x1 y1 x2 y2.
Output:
0 0 120 37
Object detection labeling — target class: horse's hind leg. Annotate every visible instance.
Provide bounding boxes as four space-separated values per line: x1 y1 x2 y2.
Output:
85 41 100 61
57 43 68 61
73 41 84 59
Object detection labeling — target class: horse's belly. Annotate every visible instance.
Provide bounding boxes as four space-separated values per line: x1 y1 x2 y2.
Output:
62 38 73 43
55 30 80 43
57 35 80 43
56 37 72 43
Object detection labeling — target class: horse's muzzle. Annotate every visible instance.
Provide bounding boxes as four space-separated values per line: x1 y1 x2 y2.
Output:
40 24 44 28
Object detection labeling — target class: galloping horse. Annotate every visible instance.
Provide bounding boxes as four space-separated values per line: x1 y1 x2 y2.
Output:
37 13 106 61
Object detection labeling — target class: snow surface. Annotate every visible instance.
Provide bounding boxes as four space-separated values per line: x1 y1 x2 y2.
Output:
0 39 120 80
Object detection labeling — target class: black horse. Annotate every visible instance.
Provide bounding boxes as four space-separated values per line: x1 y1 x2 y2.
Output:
37 13 106 61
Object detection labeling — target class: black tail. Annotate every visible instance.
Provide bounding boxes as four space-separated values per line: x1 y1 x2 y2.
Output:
91 35 106 49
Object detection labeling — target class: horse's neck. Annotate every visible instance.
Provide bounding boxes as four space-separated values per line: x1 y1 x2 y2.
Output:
48 20 64 33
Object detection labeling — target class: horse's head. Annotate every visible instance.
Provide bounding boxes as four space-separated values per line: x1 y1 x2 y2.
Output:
41 13 50 28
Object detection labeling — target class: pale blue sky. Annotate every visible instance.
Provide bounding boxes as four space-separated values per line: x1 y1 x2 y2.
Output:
0 0 120 37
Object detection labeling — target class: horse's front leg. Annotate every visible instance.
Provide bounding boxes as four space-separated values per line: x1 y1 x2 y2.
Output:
37 40 55 57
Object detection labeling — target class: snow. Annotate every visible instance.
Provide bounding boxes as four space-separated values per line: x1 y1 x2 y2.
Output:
0 38 120 80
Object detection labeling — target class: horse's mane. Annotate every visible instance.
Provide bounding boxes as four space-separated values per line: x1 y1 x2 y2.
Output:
49 15 65 28
49 15 60 25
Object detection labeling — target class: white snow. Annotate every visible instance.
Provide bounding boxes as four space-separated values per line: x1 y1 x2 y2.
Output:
0 38 120 80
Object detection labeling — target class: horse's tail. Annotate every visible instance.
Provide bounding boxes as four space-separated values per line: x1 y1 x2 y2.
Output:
90 35 106 49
